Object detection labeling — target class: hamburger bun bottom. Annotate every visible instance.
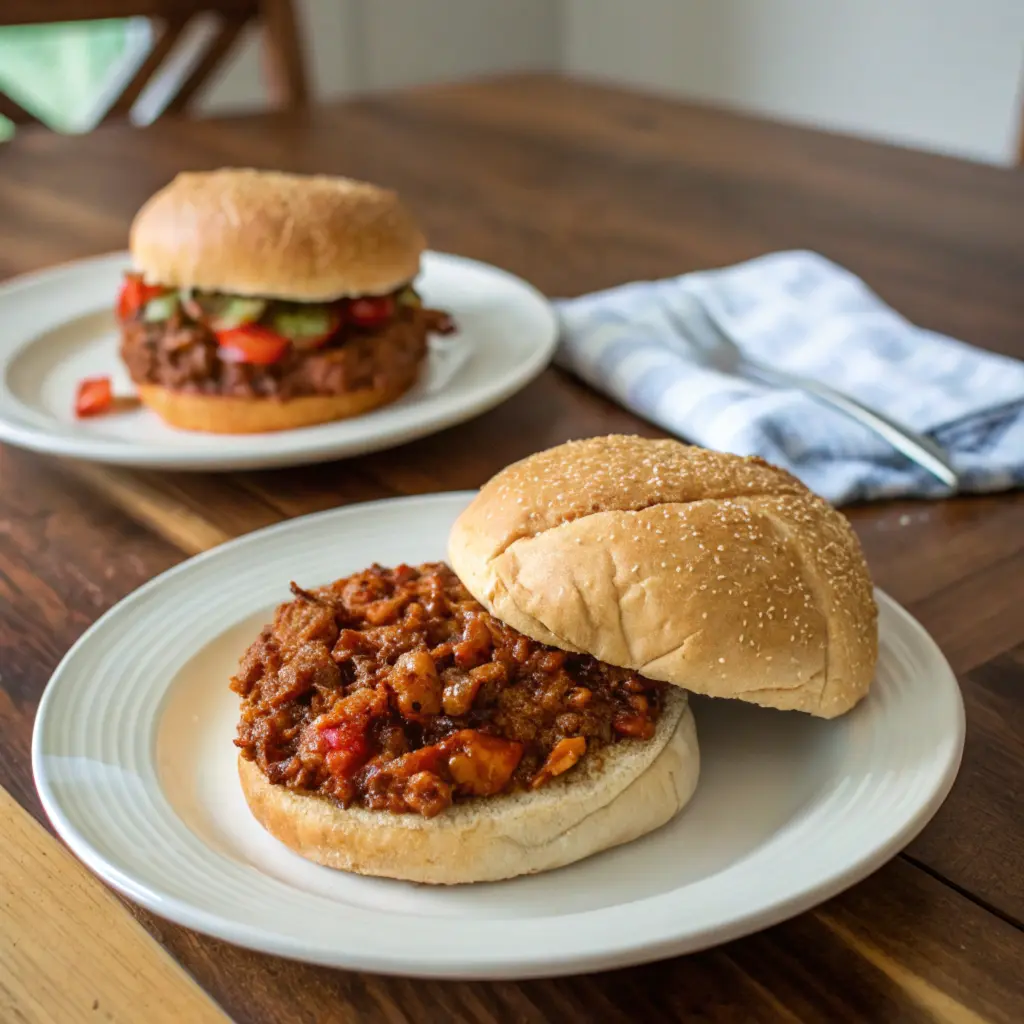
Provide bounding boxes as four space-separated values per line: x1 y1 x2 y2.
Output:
238 688 699 884
137 370 418 435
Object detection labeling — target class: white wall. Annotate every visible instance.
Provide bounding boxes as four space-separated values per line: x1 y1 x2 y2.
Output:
563 0 1024 165
354 0 561 91
191 0 1023 166
200 0 559 113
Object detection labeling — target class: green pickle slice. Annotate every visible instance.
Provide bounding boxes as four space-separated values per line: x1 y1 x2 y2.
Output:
142 293 180 322
209 296 267 331
271 304 337 344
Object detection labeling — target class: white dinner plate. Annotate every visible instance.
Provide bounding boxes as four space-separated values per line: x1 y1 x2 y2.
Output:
33 493 964 979
0 252 557 470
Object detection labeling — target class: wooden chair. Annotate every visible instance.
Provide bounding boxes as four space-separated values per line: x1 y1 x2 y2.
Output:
0 0 309 127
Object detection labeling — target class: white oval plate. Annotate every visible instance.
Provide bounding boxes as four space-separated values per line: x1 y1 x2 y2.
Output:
0 252 557 470
33 493 964 979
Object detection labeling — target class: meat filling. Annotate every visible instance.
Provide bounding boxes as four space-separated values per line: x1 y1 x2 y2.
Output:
118 281 453 400
231 563 665 818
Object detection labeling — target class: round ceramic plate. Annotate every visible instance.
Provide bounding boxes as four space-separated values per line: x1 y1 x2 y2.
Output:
33 493 964 979
0 252 557 470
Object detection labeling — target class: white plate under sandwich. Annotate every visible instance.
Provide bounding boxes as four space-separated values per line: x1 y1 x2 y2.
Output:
0 252 557 470
32 493 965 978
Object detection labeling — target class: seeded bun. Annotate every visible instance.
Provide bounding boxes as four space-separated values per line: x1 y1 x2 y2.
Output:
238 688 698 884
130 168 425 301
449 436 878 718
136 368 419 434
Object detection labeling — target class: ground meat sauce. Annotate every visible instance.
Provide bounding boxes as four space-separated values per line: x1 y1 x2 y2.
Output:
231 563 666 818
120 292 451 400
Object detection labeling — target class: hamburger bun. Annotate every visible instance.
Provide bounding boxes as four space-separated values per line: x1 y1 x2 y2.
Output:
449 435 878 718
136 365 418 434
237 688 698 884
130 168 425 301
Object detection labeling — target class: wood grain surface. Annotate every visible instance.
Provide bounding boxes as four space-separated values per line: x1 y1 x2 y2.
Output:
1 75 1023 1023
0 785 229 1023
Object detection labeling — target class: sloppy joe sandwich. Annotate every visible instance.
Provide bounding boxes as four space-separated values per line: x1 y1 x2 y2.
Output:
117 168 453 433
231 436 877 884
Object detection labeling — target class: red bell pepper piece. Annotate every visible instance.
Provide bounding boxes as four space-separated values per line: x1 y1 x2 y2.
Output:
346 295 395 328
215 325 290 365
116 273 166 320
74 377 114 418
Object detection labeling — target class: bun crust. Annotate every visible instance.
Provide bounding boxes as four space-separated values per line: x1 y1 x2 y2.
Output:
449 436 877 718
238 689 698 884
137 369 417 434
130 169 425 301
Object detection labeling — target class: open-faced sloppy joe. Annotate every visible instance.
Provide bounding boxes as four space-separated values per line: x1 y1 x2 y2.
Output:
232 563 666 819
231 436 876 884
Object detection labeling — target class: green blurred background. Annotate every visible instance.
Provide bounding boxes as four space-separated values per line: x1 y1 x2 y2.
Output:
0 19 134 140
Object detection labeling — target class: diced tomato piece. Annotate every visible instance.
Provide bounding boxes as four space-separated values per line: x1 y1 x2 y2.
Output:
319 725 346 750
530 736 586 789
612 713 655 740
116 273 165 320
215 325 290 365
443 729 523 796
386 742 448 780
325 741 369 778
74 377 114 418
316 686 386 777
321 721 370 778
346 295 395 328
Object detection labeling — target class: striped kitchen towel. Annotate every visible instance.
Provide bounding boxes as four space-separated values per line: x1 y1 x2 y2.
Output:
555 251 1024 504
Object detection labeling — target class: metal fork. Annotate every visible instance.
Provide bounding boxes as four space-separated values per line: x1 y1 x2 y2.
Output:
665 296 959 490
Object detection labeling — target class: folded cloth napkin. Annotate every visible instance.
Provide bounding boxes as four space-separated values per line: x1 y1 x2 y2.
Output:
555 251 1024 504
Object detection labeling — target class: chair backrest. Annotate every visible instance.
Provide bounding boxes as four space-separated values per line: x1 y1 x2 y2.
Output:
0 0 309 127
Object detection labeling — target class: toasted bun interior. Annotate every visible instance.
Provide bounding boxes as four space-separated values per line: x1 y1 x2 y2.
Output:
449 436 878 718
130 168 425 301
238 688 698 884
137 370 417 435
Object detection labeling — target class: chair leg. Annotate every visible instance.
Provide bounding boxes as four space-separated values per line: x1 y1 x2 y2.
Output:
260 0 310 109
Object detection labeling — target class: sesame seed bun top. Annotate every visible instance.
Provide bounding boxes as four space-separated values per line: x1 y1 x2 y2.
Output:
448 435 878 718
129 168 425 301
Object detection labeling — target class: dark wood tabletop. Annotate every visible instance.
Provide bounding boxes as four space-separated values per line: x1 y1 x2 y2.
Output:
1 74 1023 1024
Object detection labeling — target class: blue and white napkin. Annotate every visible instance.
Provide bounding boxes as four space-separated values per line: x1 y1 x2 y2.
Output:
555 251 1024 504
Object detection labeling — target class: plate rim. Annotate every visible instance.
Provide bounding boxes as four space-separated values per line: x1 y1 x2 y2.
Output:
0 252 558 470
31 492 966 979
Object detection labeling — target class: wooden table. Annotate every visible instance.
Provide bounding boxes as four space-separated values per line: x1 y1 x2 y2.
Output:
1 75 1022 1024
